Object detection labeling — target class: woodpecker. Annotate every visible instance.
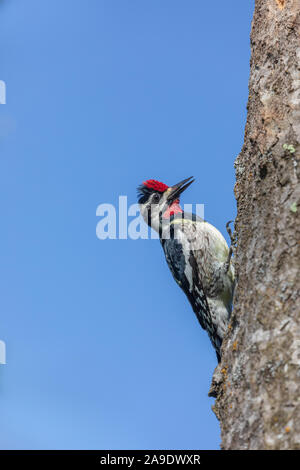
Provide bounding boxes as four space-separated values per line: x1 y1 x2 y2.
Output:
137 177 235 362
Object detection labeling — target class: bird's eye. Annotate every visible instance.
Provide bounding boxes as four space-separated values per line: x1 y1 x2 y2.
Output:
152 193 160 203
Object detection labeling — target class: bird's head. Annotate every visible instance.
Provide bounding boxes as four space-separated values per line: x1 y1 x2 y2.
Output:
137 176 194 232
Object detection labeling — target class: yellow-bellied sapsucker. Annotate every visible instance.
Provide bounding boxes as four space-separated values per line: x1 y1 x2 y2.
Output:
138 177 235 362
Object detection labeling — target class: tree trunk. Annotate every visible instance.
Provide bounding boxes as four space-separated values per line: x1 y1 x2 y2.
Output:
209 0 300 450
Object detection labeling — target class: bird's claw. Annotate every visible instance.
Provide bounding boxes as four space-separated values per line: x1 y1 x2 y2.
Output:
226 220 237 246
225 220 237 273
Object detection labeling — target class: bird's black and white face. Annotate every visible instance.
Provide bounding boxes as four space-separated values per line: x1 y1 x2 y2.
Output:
137 177 194 233
138 185 169 233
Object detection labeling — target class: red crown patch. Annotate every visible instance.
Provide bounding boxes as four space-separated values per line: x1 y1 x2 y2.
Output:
143 180 169 193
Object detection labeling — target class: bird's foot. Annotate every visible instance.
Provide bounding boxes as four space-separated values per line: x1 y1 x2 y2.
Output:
225 220 237 273
226 220 237 246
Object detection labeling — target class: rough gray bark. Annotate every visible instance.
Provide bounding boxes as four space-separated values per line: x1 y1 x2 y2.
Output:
209 0 300 449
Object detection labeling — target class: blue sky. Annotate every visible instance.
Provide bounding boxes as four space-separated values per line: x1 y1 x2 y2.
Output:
0 0 253 449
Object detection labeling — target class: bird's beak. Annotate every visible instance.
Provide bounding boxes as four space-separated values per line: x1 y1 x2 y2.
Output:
166 176 195 203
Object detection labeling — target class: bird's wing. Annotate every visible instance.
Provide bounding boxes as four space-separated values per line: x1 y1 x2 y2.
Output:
161 235 214 335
